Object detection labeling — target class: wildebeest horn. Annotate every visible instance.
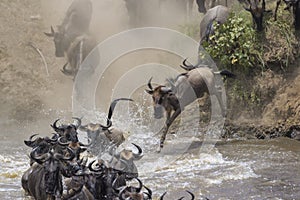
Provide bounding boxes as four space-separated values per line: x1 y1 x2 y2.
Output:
148 77 153 90
106 98 134 127
159 192 167 200
119 186 130 200
61 62 74 76
143 185 152 199
58 136 71 146
180 58 196 71
72 117 82 129
89 160 104 172
44 26 55 37
101 118 112 130
186 190 195 200
133 177 143 193
54 147 75 161
30 147 51 164
132 143 143 160
24 134 39 147
51 119 64 133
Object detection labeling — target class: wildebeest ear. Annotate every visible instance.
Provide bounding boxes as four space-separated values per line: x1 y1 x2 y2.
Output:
145 89 153 94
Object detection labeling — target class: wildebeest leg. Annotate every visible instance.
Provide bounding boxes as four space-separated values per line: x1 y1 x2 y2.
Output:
274 0 281 21
157 108 182 152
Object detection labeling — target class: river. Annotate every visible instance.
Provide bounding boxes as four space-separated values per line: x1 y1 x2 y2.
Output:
0 110 299 200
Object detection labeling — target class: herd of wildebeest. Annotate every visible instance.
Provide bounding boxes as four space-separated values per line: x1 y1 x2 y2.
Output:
21 0 299 199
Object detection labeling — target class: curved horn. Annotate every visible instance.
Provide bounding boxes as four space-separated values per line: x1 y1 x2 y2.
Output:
100 118 112 130
30 147 51 164
61 62 74 76
134 177 143 193
147 77 153 90
88 160 104 172
58 136 71 146
119 186 130 200
143 185 152 199
44 26 55 37
72 117 82 129
186 190 195 200
132 143 143 160
180 58 195 71
159 192 167 200
106 98 134 126
24 134 39 147
51 119 63 133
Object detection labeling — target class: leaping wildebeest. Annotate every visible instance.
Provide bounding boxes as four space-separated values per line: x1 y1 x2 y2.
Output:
146 59 235 152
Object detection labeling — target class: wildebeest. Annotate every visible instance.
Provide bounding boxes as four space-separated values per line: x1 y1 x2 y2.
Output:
274 0 300 30
146 59 235 152
45 0 97 78
239 0 271 32
44 0 92 57
79 98 133 155
199 5 230 44
109 143 143 180
22 147 75 199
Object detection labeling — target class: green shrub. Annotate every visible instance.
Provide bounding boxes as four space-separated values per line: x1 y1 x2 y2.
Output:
202 12 263 72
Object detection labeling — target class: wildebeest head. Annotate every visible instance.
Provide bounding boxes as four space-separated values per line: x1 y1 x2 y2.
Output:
145 77 173 119
44 26 71 57
30 147 75 196
51 118 81 143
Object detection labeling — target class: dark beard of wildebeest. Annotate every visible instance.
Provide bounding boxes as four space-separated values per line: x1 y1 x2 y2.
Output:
274 0 300 30
79 98 134 156
146 59 236 152
21 147 75 200
238 0 271 32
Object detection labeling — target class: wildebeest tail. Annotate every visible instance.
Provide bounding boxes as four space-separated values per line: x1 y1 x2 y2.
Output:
107 98 134 126
219 70 236 78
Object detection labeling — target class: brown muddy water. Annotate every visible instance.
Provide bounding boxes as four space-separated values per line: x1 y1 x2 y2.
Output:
0 110 299 200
